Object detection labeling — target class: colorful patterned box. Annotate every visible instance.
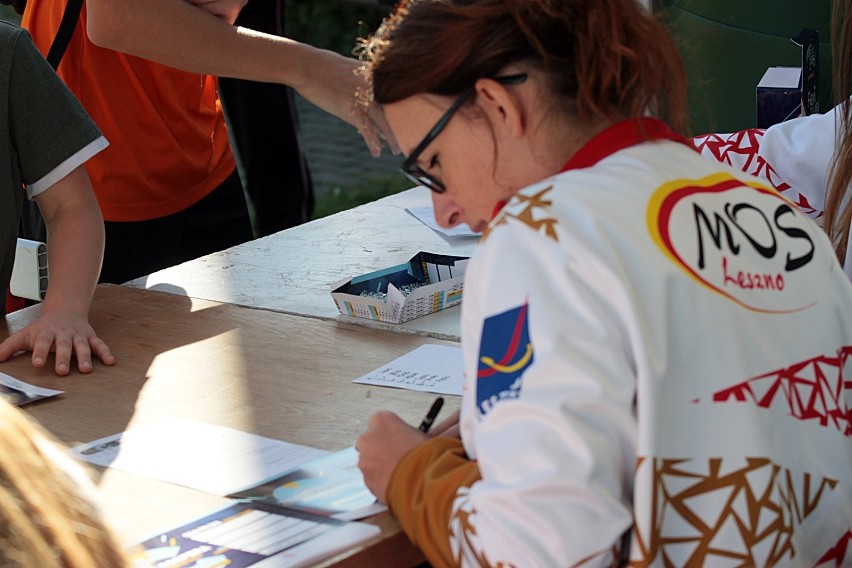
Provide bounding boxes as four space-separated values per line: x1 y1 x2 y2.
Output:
330 252 469 324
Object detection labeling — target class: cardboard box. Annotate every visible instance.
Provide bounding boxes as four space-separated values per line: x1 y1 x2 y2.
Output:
755 28 819 129
756 66 802 128
331 251 469 324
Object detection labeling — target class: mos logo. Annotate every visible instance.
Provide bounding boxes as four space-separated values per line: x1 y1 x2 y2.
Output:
647 173 820 313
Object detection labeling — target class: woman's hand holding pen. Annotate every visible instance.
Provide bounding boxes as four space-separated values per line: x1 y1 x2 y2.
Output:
357 397 446 502
356 411 427 503
426 409 460 439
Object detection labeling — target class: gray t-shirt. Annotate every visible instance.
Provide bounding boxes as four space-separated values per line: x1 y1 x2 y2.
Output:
0 21 104 313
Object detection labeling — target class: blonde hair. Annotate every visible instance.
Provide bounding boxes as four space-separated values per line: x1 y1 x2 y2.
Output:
0 399 130 567
827 0 852 263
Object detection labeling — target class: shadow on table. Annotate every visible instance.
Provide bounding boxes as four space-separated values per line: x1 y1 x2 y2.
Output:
0 285 242 481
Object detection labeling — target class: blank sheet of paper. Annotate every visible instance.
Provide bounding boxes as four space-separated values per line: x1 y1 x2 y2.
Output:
352 343 463 396
72 418 328 495
405 206 480 238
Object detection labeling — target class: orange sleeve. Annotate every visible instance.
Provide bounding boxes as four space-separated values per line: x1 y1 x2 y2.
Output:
385 437 482 568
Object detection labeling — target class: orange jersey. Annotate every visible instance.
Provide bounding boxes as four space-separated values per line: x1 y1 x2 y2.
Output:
22 2 235 222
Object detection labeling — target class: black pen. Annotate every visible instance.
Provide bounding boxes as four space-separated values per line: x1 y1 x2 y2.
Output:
418 397 445 433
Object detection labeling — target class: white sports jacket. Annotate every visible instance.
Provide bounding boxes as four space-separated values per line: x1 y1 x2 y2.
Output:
386 118 852 567
693 104 852 280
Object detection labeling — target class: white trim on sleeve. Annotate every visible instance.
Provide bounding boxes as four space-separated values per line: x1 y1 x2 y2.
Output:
25 136 109 199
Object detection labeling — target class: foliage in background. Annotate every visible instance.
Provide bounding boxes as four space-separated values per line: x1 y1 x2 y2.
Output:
312 175 414 220
284 0 386 57
283 0 409 220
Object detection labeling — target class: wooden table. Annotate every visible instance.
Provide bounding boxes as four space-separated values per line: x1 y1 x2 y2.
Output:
125 186 478 341
0 284 461 567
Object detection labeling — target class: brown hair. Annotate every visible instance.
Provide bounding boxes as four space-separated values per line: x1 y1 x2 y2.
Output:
360 0 688 134
827 0 852 263
0 400 131 567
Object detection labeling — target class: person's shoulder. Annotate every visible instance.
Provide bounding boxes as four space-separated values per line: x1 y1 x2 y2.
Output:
0 19 26 47
0 20 26 76
0 20 33 70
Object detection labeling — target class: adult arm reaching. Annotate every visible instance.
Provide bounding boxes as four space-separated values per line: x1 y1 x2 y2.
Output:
85 0 397 156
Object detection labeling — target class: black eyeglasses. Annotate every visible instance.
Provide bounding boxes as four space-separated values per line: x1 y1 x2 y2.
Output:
401 74 527 194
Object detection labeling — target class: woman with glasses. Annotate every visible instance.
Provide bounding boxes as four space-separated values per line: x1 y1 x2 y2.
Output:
355 1 852 566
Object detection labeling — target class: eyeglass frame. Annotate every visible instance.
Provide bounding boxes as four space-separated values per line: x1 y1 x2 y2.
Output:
400 73 528 194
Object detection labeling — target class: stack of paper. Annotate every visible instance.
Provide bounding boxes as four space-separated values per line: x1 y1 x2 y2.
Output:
73 418 382 568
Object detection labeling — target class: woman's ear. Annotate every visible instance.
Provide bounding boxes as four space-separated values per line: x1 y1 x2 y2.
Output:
474 78 526 139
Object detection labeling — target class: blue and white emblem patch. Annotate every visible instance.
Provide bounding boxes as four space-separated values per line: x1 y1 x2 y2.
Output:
476 303 534 417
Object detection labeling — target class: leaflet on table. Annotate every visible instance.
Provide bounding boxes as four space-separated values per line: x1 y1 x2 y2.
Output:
405 205 481 238
230 446 387 521
352 343 464 396
0 371 63 406
72 418 328 496
72 418 385 521
131 501 381 568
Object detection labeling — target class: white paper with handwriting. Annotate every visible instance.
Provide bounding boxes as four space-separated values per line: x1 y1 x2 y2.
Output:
353 343 463 396
0 372 63 405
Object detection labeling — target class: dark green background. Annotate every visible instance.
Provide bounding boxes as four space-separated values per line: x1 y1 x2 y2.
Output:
657 0 833 134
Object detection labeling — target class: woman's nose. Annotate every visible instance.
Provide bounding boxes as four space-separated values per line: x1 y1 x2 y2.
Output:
432 192 464 228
